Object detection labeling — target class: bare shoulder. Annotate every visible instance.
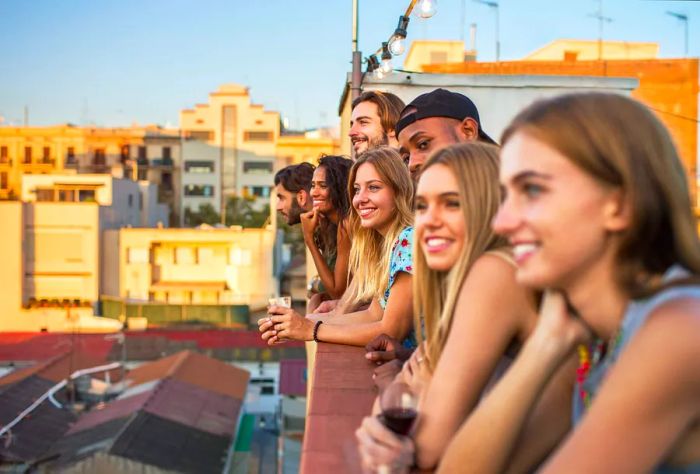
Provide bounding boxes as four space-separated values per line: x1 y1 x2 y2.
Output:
635 297 700 365
615 296 700 405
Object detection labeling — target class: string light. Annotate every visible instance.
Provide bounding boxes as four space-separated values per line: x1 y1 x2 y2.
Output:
415 0 438 19
363 0 437 78
388 15 410 56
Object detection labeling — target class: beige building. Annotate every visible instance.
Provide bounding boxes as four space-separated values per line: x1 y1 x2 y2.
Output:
102 225 276 325
180 84 280 211
524 39 659 61
276 128 341 168
403 40 473 72
0 201 121 332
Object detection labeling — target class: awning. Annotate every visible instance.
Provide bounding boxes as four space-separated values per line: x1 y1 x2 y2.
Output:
150 281 228 291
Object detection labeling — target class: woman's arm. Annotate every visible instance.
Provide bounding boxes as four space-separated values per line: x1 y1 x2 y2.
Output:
541 298 700 473
412 255 533 469
264 272 413 346
437 291 587 474
301 210 349 299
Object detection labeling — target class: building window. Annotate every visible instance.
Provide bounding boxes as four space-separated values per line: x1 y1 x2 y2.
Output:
0 146 8 163
127 247 149 264
120 145 130 163
0 172 7 189
66 147 76 164
243 185 271 198
185 130 214 141
184 184 214 197
79 189 96 202
161 172 173 191
137 168 148 181
128 194 134 207
24 147 32 164
184 161 214 173
42 146 51 164
138 146 147 161
94 148 106 166
162 146 171 162
58 189 76 202
243 161 273 174
36 188 54 201
243 131 274 142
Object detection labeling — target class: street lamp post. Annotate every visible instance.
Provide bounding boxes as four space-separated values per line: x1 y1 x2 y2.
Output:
474 0 500 62
667 11 689 57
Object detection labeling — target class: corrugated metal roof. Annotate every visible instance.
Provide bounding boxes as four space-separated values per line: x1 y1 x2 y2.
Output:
0 375 77 462
126 350 250 400
144 378 241 437
279 359 307 397
65 391 150 435
111 412 231 474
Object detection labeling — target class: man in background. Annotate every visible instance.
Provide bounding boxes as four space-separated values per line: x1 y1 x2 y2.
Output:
349 90 405 156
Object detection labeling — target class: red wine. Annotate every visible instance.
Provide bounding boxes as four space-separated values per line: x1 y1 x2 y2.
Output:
381 407 417 435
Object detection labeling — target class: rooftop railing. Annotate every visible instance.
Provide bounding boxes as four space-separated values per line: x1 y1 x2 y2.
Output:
300 342 376 474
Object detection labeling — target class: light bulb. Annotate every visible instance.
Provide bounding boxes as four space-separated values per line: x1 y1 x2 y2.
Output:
388 36 406 56
380 58 393 74
415 0 437 18
374 68 386 80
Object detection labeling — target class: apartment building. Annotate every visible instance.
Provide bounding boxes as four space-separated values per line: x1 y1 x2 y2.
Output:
102 225 276 325
0 125 181 225
180 84 280 211
0 201 121 332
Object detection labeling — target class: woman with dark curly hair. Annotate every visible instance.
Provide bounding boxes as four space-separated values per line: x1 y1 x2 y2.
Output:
301 155 354 304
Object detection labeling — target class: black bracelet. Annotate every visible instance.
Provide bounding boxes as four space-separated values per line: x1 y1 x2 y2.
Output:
313 320 323 342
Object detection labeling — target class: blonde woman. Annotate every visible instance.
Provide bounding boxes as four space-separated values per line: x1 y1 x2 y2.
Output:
258 147 415 346
356 143 544 472
438 93 700 473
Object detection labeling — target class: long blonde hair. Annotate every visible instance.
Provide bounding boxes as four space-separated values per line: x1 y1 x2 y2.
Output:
502 92 700 297
413 143 507 370
341 147 414 310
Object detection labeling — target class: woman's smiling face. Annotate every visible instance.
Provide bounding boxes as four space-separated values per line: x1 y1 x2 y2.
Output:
352 162 396 236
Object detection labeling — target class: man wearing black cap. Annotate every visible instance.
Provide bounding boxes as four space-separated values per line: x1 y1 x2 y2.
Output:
395 88 496 180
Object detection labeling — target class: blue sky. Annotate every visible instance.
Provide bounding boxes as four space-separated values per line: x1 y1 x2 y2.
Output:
0 0 698 130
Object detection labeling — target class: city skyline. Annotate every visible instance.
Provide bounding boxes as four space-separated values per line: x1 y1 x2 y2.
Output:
1 0 698 130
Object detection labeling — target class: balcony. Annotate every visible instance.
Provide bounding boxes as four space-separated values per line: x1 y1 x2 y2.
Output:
0 158 11 167
300 343 376 473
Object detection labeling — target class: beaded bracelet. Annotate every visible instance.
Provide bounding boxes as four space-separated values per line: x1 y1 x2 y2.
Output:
313 320 323 342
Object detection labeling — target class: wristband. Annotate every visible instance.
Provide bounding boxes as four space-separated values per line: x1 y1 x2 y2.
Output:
313 320 323 342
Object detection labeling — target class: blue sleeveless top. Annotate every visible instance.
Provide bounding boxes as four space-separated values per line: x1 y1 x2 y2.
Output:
572 265 700 473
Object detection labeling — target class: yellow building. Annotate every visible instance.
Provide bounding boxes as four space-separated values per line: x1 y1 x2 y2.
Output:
276 129 341 168
0 125 181 224
102 225 276 326
0 201 121 332
180 84 280 207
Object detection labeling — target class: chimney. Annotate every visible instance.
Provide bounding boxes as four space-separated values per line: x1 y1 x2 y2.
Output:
464 23 478 62
470 23 477 52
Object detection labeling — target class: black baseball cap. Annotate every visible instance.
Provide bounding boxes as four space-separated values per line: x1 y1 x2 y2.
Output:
395 88 496 144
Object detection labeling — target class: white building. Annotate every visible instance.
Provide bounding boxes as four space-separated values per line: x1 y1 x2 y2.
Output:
180 138 221 224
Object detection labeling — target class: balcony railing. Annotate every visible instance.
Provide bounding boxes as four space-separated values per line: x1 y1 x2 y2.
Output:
300 342 376 473
101 296 252 327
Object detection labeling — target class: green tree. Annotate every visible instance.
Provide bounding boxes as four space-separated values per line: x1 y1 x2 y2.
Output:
184 203 220 227
224 196 270 228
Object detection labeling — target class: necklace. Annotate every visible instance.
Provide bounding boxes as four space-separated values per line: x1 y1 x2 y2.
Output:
576 328 624 409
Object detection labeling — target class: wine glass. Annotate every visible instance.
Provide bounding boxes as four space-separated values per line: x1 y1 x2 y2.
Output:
379 382 418 436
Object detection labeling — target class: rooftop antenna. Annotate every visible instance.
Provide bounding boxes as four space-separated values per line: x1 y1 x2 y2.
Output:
666 11 689 57
588 0 613 60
